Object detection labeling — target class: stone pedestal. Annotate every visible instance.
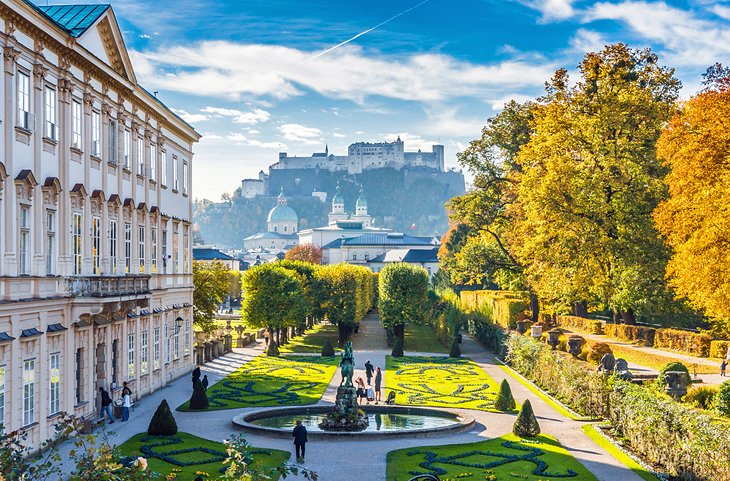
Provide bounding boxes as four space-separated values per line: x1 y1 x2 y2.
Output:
204 342 212 362
195 345 204 366
224 334 233 353
319 385 368 431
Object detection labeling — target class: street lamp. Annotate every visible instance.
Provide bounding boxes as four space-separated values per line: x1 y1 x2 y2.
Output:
170 316 184 336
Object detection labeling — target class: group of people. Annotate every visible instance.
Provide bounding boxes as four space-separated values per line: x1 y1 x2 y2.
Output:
98 381 133 424
355 360 382 404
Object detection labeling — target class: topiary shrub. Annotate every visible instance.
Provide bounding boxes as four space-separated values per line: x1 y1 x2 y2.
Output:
189 379 209 410
147 399 178 435
494 379 516 411
392 336 404 357
587 342 613 365
449 338 461 358
716 381 730 417
266 341 280 357
658 361 690 387
685 385 718 410
321 339 335 357
513 399 540 437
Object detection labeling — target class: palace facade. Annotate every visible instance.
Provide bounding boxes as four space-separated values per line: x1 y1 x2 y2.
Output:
0 1 200 448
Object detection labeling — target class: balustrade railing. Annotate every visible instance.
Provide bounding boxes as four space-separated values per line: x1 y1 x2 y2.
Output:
66 275 151 297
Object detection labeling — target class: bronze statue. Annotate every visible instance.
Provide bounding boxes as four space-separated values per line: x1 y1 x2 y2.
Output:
340 341 354 387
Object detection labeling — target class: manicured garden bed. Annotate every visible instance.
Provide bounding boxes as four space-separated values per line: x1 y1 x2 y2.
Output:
386 356 506 411
178 355 338 411
387 433 598 480
278 323 341 354
118 432 289 479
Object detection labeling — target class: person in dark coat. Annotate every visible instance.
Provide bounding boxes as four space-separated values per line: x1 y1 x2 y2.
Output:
99 387 114 424
202 375 209 390
364 360 374 385
374 367 382 404
192 366 201 389
292 419 308 462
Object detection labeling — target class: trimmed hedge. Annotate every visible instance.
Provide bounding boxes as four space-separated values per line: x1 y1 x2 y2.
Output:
654 328 712 358
505 335 730 481
710 340 730 359
460 290 530 329
603 324 655 347
558 315 603 335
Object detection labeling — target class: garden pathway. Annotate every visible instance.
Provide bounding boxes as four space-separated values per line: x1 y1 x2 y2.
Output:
53 319 644 481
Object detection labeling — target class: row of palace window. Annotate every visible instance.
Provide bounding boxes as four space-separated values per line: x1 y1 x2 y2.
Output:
15 71 189 194
16 204 190 276
0 319 190 432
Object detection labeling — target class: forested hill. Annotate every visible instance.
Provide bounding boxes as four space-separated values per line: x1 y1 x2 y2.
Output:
193 167 465 249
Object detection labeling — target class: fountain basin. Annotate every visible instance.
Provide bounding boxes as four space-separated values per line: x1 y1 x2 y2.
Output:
232 405 475 439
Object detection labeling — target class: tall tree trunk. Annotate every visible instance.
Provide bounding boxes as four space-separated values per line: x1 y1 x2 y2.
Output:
611 310 621 324
573 300 589 318
337 323 352 346
622 308 636 325
529 293 540 322
393 323 405 343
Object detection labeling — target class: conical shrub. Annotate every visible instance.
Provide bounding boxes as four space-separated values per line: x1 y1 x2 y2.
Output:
392 336 404 357
449 338 461 358
513 399 540 437
189 379 209 410
267 341 280 357
321 339 335 357
495 379 516 411
147 399 178 435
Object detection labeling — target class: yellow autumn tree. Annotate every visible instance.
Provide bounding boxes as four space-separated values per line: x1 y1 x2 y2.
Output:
655 65 730 326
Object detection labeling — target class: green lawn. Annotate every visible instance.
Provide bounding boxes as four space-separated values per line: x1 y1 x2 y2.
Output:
178 355 338 411
386 356 507 412
403 324 449 354
278 323 341 354
118 432 289 480
387 433 599 481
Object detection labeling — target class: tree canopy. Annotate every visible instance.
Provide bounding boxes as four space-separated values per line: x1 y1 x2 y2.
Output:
240 263 307 334
378 262 429 340
285 243 323 264
193 260 230 333
654 65 730 326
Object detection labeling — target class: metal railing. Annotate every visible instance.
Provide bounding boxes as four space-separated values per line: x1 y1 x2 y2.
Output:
66 275 151 297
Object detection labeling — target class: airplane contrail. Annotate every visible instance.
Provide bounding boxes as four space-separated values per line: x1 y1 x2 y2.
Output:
307 0 432 61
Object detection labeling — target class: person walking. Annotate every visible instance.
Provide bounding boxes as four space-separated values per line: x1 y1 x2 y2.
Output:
374 367 382 404
364 360 374 385
355 377 366 404
99 387 114 424
121 389 132 422
202 375 209 390
122 381 132 398
292 419 308 462
721 360 727 377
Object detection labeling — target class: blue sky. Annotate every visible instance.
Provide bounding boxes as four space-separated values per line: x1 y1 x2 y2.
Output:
50 0 730 200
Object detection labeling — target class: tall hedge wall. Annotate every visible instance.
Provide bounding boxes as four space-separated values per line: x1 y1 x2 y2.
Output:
460 290 530 329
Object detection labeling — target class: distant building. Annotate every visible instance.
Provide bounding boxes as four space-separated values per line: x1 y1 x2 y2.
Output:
193 247 240 270
368 247 440 278
272 137 445 175
322 233 438 266
240 170 267 199
243 189 298 261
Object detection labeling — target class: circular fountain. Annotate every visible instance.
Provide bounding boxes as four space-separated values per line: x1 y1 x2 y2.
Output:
232 405 474 439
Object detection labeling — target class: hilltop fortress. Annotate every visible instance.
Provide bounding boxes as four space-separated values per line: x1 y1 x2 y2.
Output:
242 137 448 198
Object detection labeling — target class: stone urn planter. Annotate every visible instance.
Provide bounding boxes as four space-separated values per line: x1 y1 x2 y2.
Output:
235 325 245 348
516 320 530 335
664 371 688 400
531 324 543 340
547 329 561 350
567 335 584 357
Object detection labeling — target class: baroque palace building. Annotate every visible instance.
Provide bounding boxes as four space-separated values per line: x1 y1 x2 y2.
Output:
0 1 200 448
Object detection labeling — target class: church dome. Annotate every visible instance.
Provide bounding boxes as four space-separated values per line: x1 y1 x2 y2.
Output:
332 181 344 205
267 204 298 223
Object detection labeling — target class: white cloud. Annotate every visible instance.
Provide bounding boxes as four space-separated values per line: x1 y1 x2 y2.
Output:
569 29 608 54
131 42 555 104
139 33 152 39
421 107 484 138
383 132 438 151
247 129 260 135
518 0 575 21
332 132 347 138
584 1 730 67
710 4 730 20
200 106 271 124
278 123 323 145
170 108 210 123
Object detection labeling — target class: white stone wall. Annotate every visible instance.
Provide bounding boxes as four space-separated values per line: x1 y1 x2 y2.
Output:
0 1 199 449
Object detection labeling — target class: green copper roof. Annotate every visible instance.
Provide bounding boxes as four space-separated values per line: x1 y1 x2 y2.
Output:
333 182 344 204
37 4 109 38
356 186 367 207
268 204 298 223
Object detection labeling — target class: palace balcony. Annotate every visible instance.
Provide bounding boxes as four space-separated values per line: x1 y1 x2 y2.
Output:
66 275 151 298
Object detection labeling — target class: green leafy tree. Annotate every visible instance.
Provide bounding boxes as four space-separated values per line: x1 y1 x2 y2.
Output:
241 264 307 344
378 263 429 342
314 264 373 344
220 435 317 481
509 44 681 321
193 260 230 333
228 270 243 301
